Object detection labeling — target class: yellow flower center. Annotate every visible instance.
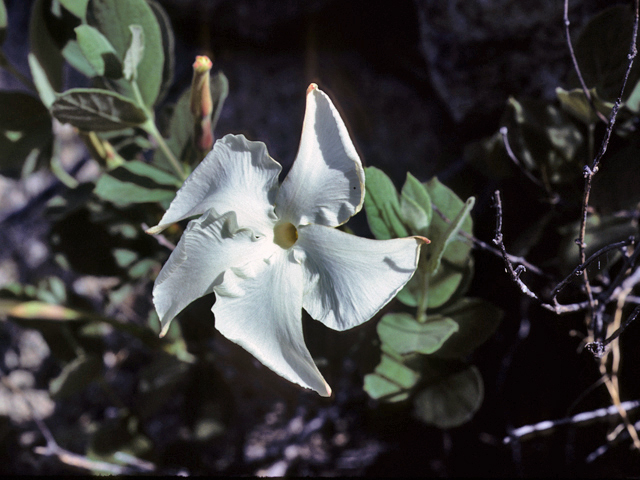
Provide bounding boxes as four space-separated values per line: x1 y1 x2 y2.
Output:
273 222 298 249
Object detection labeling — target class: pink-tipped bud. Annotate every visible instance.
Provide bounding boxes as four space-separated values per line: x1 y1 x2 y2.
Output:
190 55 214 151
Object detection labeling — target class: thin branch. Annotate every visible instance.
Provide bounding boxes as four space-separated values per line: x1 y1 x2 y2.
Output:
602 304 640 347
500 127 560 203
549 238 635 303
492 190 539 300
576 0 640 316
563 0 610 124
595 243 640 306
503 399 640 444
432 205 547 277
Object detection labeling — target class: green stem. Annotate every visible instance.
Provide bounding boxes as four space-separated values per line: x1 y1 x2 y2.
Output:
51 156 79 189
416 271 429 323
144 119 186 180
131 80 186 181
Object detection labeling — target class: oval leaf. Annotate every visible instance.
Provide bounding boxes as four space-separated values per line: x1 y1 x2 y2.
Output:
377 313 459 355
94 160 180 206
363 373 410 402
375 353 421 389
52 88 147 131
147 0 175 104
400 172 432 232
413 365 483 428
364 166 408 240
60 0 89 19
434 298 504 359
75 25 122 78
87 0 165 106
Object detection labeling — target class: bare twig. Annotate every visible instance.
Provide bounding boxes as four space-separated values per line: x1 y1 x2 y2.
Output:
549 238 635 303
492 191 539 300
600 304 640 348
576 0 640 318
563 0 610 124
503 399 640 444
499 127 560 203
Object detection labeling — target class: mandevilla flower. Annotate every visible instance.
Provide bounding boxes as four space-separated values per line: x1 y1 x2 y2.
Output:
147 84 427 396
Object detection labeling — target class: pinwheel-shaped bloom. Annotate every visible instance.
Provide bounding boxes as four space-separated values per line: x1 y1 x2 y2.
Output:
148 84 426 396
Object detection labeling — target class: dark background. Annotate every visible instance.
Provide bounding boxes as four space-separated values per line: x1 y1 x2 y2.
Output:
1 0 639 476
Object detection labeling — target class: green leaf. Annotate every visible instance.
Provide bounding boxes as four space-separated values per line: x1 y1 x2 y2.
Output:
87 0 165 106
61 39 99 77
59 0 88 19
94 160 180 207
375 353 421 389
51 88 147 131
113 248 137 268
425 177 473 266
501 97 585 185
400 172 432 233
75 25 122 78
397 258 472 310
377 312 459 355
0 0 7 46
49 355 102 399
28 53 57 109
123 25 144 81
624 79 640 113
556 87 613 124
364 166 408 240
413 365 483 428
394 177 474 309
29 0 64 101
426 196 475 274
147 0 174 104
574 5 640 102
433 298 504 359
363 374 410 402
128 259 158 279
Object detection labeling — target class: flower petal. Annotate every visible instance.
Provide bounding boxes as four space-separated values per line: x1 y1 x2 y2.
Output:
297 225 422 331
275 84 364 227
147 134 281 234
153 210 277 337
213 249 332 396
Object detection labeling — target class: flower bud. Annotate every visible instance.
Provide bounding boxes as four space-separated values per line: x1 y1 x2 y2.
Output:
190 55 214 152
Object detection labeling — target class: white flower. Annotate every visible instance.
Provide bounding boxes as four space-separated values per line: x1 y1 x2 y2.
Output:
148 84 426 396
